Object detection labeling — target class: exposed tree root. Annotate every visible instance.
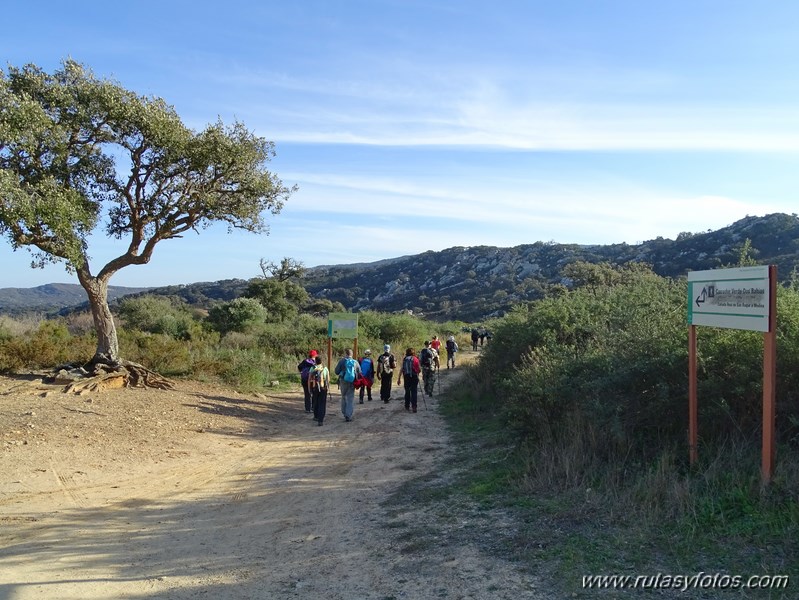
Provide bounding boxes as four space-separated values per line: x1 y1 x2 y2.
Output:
119 360 175 390
50 361 175 394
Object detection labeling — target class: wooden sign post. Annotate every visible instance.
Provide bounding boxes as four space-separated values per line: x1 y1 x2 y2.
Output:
687 265 776 484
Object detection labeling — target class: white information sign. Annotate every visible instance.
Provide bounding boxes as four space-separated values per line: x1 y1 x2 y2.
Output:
687 266 771 332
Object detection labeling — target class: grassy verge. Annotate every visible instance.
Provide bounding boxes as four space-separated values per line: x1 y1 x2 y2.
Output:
384 367 798 599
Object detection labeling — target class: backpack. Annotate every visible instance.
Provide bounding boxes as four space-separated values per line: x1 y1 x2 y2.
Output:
402 355 415 377
300 359 314 382
446 339 456 353
360 357 373 378
311 366 325 390
420 348 433 368
378 353 393 375
343 357 357 383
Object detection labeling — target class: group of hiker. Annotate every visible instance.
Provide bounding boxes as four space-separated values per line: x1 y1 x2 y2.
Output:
470 327 492 351
295 334 462 425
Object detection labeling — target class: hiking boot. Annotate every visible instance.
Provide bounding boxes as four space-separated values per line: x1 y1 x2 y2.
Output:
359 399 364 404
412 407 417 413
317 421 323 426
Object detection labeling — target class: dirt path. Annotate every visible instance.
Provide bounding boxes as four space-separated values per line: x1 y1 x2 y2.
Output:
0 356 543 599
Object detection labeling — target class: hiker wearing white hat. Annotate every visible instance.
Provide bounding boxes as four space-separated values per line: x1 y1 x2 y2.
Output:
376 344 396 403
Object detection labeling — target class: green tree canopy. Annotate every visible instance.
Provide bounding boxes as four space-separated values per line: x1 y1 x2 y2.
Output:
0 60 294 377
244 277 309 323
207 297 267 335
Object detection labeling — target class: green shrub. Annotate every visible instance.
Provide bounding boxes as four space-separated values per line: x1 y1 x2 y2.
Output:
119 330 192 376
118 295 199 339
377 312 429 346
0 308 448 391
0 320 95 370
206 297 267 335
480 265 799 458
0 317 12 343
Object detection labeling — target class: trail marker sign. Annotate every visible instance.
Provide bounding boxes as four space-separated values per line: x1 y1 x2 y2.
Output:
687 266 770 332
327 313 358 339
686 265 776 484
326 313 359 368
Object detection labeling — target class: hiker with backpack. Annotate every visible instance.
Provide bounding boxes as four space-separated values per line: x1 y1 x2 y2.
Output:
310 355 330 426
445 335 458 369
420 340 438 397
397 347 421 413
471 327 480 351
377 344 396 403
334 348 362 422
297 349 318 413
358 349 375 404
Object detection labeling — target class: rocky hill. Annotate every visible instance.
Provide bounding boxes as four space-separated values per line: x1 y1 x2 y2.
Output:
2 213 798 321
301 213 799 320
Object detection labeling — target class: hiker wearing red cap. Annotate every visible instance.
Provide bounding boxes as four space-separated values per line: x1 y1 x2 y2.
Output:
297 350 318 413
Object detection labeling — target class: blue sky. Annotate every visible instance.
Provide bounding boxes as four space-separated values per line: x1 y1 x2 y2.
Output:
2 0 799 288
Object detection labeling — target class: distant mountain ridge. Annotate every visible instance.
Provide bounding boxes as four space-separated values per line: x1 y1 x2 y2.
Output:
0 283 152 315
2 213 798 321
299 212 799 320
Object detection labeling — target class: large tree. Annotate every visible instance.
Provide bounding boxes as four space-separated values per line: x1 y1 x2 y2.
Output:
0 60 295 381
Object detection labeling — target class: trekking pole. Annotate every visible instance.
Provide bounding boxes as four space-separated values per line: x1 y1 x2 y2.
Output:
421 375 428 410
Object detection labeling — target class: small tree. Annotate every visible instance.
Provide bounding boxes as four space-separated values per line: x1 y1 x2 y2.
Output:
244 278 308 323
246 258 310 323
207 298 267 335
0 61 294 383
259 257 306 281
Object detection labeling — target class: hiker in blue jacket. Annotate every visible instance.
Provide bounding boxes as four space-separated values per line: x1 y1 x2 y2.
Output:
334 348 362 422
358 349 375 404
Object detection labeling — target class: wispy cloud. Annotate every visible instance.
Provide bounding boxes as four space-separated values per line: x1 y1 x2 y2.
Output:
188 58 799 152
275 169 778 252
261 101 799 151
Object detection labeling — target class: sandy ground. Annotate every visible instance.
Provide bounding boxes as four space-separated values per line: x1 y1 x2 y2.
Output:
0 357 545 600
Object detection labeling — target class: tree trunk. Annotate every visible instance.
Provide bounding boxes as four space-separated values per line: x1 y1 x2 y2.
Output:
78 270 120 366
67 267 173 390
